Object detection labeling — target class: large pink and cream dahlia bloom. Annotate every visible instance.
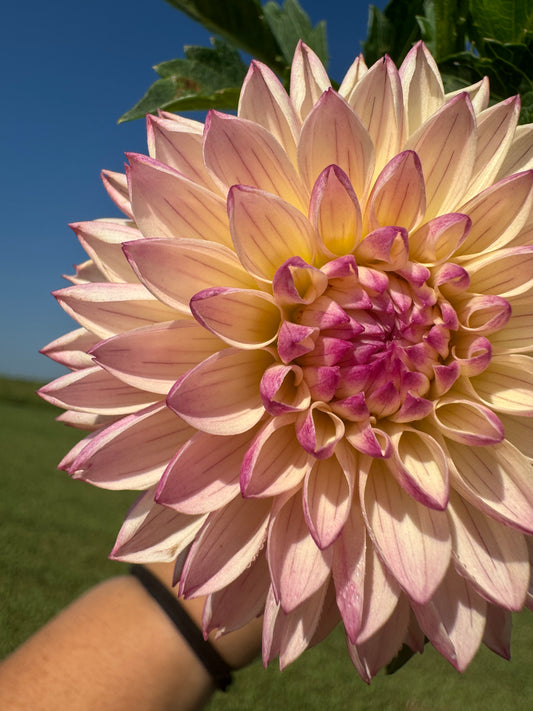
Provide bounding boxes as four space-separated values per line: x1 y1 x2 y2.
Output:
40 41 533 679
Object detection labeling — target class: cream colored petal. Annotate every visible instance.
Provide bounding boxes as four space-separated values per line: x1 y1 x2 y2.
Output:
309 165 362 256
238 60 300 165
432 396 504 445
303 452 354 549
464 96 521 199
445 76 490 113
156 427 261 514
110 486 207 563
348 55 404 176
101 169 133 219
356 545 402 645
469 354 533 415
448 490 529 610
386 424 449 510
124 238 257 314
127 153 232 248
411 565 486 672
365 151 426 234
454 171 533 257
40 327 99 370
54 283 180 339
338 54 368 102
70 220 142 283
180 496 271 598
499 412 533 458
146 114 221 193
361 458 451 604
191 287 281 349
447 438 533 535
203 111 307 211
290 40 331 121
228 186 316 282
70 401 194 490
495 124 533 180
466 246 533 298
404 94 476 219
38 365 159 415
268 491 333 613
491 293 533 353
90 320 224 394
240 414 311 498
167 347 273 435
399 41 445 136
298 90 375 199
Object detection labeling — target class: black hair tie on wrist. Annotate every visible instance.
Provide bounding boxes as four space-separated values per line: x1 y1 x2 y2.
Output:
129 564 233 691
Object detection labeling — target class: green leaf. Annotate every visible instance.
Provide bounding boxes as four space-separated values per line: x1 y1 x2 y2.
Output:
519 90 533 123
469 0 533 45
118 39 247 123
262 0 328 67
163 0 284 70
363 0 425 65
431 0 470 59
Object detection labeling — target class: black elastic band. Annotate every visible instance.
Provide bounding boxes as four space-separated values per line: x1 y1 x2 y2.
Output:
130 564 233 691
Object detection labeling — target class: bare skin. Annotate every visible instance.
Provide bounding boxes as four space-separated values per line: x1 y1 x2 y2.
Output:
0 563 263 711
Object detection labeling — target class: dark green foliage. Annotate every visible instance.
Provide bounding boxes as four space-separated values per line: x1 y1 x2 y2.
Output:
120 0 327 121
364 0 533 123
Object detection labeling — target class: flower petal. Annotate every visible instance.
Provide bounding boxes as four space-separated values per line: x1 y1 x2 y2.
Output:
268 492 333 613
238 60 300 164
101 169 133 218
156 427 260 514
298 89 375 198
404 94 476 219
365 151 426 233
110 486 206 563
127 153 232 247
124 238 256 314
465 96 521 199
447 438 533 535
347 55 404 176
399 41 445 134
167 348 273 435
70 401 194 489
70 220 141 283
455 171 533 257
303 446 355 549
361 458 451 604
469 354 533 415
432 396 505 445
386 424 449 510
180 496 272 597
240 414 311 498
146 114 221 193
53 283 179 339
90 320 224 394
190 287 281 348
203 111 307 210
448 491 529 610
411 565 486 671
309 165 362 256
228 185 316 281
38 366 159 415
290 40 331 121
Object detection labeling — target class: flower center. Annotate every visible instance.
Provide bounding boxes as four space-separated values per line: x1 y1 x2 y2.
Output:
270 255 456 423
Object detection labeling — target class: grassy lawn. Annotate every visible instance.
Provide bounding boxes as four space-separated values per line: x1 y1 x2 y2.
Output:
1 377 532 709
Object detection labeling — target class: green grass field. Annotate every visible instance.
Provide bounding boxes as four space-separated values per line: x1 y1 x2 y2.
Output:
1 377 532 709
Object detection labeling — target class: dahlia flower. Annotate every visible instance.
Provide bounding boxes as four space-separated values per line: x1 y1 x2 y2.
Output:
40 40 533 680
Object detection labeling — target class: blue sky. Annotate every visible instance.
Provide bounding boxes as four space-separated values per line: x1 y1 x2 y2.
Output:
3 0 385 381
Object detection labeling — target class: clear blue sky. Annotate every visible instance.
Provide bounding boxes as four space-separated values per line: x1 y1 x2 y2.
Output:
2 0 385 381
